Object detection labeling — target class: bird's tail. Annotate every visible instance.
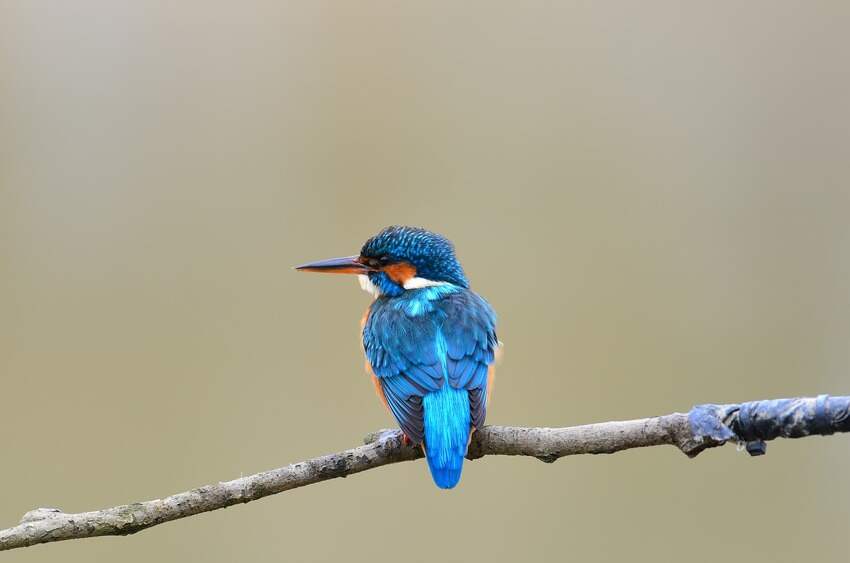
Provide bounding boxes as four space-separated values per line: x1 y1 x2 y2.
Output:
422 385 471 489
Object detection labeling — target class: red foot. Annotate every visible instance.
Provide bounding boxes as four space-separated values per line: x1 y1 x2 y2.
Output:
401 433 412 446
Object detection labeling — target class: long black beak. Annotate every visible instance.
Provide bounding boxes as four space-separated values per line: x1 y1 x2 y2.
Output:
294 255 371 275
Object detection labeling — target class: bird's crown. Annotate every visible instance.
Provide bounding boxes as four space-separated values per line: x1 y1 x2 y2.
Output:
361 226 468 289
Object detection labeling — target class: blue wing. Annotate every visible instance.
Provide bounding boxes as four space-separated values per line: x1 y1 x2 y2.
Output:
363 288 498 443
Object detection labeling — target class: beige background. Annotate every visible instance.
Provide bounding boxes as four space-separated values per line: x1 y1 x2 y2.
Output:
2 2 849 561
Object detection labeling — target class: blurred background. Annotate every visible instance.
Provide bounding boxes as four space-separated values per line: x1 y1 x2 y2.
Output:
1 1 849 561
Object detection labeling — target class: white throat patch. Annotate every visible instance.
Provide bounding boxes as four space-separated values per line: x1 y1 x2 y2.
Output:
358 274 381 298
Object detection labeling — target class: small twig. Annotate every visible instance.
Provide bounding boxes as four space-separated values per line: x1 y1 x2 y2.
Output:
1 394 847 552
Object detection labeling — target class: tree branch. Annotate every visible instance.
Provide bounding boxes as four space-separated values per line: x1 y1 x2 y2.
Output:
2 394 847 552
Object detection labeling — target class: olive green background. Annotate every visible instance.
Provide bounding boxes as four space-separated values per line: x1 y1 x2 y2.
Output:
2 2 849 562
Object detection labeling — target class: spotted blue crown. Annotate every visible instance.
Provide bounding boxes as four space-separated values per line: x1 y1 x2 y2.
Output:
360 226 469 289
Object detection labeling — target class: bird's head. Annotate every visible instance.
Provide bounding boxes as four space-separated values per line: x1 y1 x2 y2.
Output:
295 226 468 297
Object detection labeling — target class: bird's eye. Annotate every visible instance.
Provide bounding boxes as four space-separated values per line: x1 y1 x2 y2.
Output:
360 255 390 269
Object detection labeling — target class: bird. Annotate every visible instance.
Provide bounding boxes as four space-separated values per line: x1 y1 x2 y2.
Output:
296 226 499 489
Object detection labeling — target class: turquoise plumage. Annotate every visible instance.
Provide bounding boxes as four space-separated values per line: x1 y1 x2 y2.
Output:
297 226 499 489
364 285 496 488
422 384 471 488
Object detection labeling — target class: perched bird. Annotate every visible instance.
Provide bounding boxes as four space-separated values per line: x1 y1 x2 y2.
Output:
296 226 499 489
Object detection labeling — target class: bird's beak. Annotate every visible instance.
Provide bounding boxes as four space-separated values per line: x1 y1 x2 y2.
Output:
294 255 371 275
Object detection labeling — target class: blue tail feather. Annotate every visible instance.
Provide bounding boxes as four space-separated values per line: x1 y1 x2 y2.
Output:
422 384 470 489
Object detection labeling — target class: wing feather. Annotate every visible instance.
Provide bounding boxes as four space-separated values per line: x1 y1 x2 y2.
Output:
363 289 498 444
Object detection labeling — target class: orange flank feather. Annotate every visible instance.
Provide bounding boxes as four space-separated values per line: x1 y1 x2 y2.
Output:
382 261 417 285
367 361 411 445
362 308 390 413
369 369 390 411
488 343 502 404
487 365 496 405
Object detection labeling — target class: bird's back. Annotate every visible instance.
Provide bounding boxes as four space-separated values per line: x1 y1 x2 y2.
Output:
363 286 498 488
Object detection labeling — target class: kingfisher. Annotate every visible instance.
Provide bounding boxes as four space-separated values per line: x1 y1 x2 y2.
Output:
296 226 499 489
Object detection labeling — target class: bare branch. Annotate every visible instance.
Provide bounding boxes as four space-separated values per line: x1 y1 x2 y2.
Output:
2 394 847 552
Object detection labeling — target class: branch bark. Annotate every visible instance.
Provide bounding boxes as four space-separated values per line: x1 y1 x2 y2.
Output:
2 394 847 552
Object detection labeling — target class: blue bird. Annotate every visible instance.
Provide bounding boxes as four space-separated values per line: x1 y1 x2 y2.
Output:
296 226 499 489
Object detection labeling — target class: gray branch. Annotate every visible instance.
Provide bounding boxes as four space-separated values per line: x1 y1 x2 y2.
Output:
2 394 847 552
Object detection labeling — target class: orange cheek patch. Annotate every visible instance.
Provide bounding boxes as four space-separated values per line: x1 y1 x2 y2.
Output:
383 262 417 285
